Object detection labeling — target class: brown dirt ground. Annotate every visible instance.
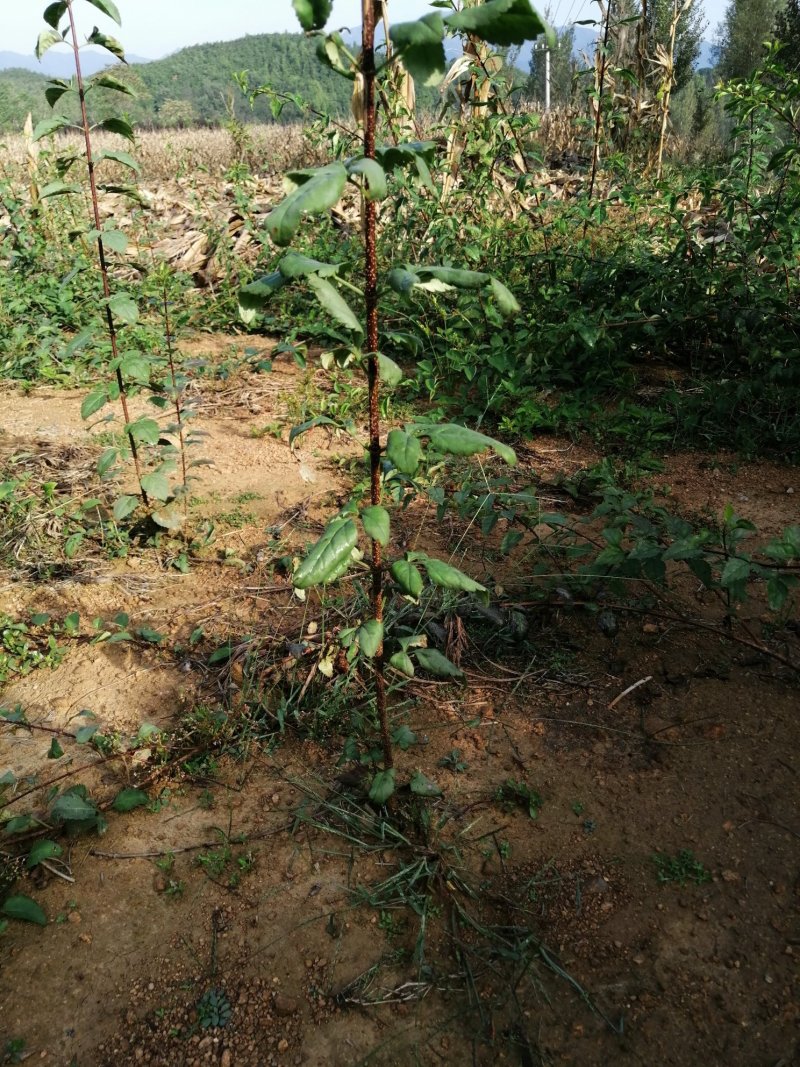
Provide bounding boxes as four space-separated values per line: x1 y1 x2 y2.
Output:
0 338 798 1067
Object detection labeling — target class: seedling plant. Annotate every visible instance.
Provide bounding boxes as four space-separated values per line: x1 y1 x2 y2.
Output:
241 0 553 804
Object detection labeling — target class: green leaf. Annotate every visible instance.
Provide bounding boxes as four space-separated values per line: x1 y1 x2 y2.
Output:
64 532 84 559
720 556 751 589
445 0 552 48
368 768 396 805
36 28 64 60
390 14 447 86
292 0 332 31
43 3 69 29
266 162 348 247
136 627 164 644
26 840 62 869
390 560 424 599
390 651 415 678
100 116 135 141
75 725 99 744
356 620 383 658
87 28 126 62
140 473 171 502
392 724 417 749
377 353 403 388
33 115 73 141
112 495 139 521
1 895 47 926
109 293 138 325
45 81 72 107
288 415 338 447
278 252 340 279
97 448 119 477
90 74 135 97
412 423 516 466
293 517 358 588
410 770 442 797
360 505 390 547
111 788 149 813
39 181 81 199
767 575 791 612
317 32 356 78
81 386 108 420
4 816 38 835
152 503 186 531
86 0 122 25
119 355 149 383
386 429 422 475
346 157 388 201
420 556 487 597
489 276 521 315
101 229 129 254
415 648 465 679
238 272 285 314
126 418 160 444
51 791 97 823
307 274 363 335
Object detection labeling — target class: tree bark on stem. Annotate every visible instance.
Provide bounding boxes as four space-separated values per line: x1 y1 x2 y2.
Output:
362 0 392 769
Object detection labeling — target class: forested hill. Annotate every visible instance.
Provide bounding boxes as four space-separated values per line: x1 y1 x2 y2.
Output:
0 33 396 133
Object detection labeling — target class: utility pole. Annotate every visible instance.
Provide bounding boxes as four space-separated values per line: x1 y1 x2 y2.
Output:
533 39 552 111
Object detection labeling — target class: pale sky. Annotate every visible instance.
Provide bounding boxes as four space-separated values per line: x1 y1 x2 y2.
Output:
2 0 727 59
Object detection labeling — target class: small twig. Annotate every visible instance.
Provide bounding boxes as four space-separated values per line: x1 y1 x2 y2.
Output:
608 675 653 710
89 820 293 859
39 858 75 883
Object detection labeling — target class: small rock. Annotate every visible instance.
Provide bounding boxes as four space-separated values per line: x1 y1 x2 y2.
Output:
642 622 659 635
221 1051 232 1067
67 911 81 925
153 873 168 893
721 869 740 883
277 1040 289 1054
274 994 298 1017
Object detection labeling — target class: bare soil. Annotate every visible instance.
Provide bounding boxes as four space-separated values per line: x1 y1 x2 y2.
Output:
0 339 798 1067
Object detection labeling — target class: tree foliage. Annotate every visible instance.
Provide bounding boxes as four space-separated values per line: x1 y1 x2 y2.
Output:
715 0 781 80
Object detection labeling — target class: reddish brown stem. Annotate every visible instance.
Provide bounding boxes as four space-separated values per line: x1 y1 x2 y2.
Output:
65 0 148 505
362 0 392 770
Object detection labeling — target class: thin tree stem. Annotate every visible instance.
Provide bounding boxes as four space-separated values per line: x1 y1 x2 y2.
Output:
362 0 392 770
65 0 148 504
